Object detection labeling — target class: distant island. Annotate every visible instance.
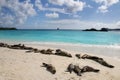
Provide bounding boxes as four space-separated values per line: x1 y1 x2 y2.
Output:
83 28 120 32
0 27 17 30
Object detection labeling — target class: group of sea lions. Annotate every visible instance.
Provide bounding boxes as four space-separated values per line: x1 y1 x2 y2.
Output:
67 63 99 76
0 42 115 76
0 42 34 50
0 42 72 58
75 54 114 68
42 63 100 76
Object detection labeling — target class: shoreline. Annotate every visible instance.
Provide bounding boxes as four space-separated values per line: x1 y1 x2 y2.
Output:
1 40 120 48
0 41 120 59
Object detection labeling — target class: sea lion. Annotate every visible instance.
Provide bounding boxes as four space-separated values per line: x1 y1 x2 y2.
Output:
81 54 102 59
81 66 100 73
9 44 25 49
0 43 4 47
55 49 72 58
75 54 81 59
24 47 33 50
40 49 53 55
73 65 82 76
81 54 114 68
45 49 54 54
32 48 40 53
42 63 56 74
95 58 114 68
66 63 74 73
0 43 8 47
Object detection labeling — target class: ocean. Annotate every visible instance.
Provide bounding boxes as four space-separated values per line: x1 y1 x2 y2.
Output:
0 29 120 46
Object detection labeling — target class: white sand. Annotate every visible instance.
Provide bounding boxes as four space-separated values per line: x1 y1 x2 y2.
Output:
0 43 120 80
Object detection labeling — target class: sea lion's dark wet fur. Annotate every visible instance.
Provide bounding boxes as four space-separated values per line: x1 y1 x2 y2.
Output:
40 49 54 55
75 54 81 59
81 66 100 73
42 63 56 74
81 54 114 68
66 64 74 73
55 49 72 57
73 65 82 76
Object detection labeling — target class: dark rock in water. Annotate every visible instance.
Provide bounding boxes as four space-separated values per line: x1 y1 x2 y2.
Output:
100 28 108 32
73 65 82 76
81 54 114 68
75 54 81 59
66 64 74 73
83 28 98 31
81 66 100 73
83 28 108 32
55 49 72 58
42 63 56 74
0 27 17 30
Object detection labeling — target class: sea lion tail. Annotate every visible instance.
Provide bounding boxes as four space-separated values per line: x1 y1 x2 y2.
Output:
94 69 100 72
109 65 114 68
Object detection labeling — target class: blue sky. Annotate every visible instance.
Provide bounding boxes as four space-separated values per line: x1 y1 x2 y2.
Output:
0 0 120 29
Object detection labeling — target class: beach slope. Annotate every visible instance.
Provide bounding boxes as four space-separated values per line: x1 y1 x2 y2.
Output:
0 44 120 80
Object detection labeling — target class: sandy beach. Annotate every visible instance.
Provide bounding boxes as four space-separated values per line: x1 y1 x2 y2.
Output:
0 43 120 80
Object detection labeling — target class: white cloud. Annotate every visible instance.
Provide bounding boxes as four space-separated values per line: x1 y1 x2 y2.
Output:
49 0 65 6
98 5 108 13
45 19 117 29
35 0 85 15
45 12 59 18
35 0 45 10
35 0 67 14
48 0 86 13
116 21 120 26
93 0 119 13
0 0 36 27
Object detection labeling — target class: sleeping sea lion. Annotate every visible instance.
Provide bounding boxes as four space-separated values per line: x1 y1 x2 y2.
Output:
81 54 114 68
81 66 100 73
42 63 56 74
66 63 74 73
55 49 72 57
73 65 82 76
75 54 81 59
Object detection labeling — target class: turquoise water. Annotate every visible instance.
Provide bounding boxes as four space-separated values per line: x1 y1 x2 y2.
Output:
0 30 120 45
